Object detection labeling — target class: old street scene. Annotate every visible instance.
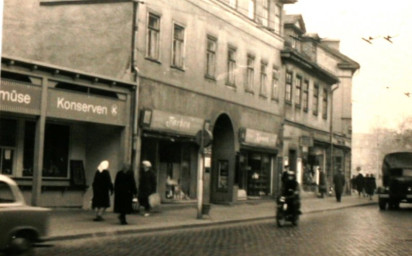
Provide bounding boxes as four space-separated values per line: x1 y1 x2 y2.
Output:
0 0 411 256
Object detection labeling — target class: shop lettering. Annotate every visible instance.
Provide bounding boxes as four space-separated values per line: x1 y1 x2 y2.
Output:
57 97 108 115
0 89 31 104
165 116 191 130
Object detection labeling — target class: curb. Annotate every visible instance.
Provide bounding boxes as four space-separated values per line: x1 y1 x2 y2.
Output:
47 201 377 242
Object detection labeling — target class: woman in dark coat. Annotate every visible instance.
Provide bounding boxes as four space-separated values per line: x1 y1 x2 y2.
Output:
318 168 327 198
92 160 113 221
114 163 137 225
333 170 346 202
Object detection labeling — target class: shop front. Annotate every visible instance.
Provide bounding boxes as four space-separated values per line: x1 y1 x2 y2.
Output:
236 128 279 199
139 109 204 203
0 57 135 207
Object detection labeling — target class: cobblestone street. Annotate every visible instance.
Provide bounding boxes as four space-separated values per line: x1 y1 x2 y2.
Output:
33 205 412 256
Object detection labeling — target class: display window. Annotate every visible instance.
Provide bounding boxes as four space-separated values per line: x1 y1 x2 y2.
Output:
0 118 17 175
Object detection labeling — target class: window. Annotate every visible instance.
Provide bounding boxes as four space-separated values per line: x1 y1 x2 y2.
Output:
285 71 293 104
248 0 256 20
313 84 319 115
295 75 302 108
172 24 185 68
274 4 281 34
227 46 237 86
259 61 268 97
206 36 217 79
303 80 309 111
23 123 70 178
0 119 17 175
0 181 15 203
271 67 279 100
262 0 269 27
246 55 255 92
147 13 160 60
322 88 328 119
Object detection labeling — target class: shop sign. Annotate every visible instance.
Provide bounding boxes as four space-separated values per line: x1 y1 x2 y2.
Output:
240 128 277 149
0 80 41 115
47 89 127 125
299 136 314 147
149 109 204 136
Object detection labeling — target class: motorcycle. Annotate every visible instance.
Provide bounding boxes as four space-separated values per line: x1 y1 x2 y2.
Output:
276 193 300 227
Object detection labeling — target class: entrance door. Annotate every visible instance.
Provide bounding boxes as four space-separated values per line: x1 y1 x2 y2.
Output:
211 114 235 204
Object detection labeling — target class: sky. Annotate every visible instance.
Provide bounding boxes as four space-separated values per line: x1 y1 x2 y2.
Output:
285 0 412 133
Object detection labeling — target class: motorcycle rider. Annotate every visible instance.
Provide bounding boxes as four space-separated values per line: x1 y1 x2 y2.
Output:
280 167 301 216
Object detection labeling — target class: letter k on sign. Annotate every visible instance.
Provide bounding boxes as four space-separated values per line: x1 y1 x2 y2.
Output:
111 104 118 116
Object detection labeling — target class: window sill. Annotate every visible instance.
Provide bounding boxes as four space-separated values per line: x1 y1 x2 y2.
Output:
171 65 185 72
225 83 237 90
145 57 162 65
245 89 255 95
40 0 130 5
271 97 279 102
285 101 292 106
259 94 268 99
204 75 216 82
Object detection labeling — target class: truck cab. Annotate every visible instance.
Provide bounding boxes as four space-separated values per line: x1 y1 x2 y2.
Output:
377 152 412 210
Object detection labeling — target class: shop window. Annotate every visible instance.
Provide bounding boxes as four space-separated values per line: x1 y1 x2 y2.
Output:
0 119 17 175
43 124 70 177
247 153 271 196
22 122 70 178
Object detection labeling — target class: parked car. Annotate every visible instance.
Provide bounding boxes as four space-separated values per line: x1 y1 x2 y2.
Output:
0 174 50 255
377 152 412 210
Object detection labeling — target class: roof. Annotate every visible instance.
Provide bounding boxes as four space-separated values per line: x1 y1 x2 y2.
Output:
318 41 360 71
284 14 306 34
383 152 412 169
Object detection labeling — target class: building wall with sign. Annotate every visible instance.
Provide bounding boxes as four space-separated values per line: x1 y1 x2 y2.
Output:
0 58 135 207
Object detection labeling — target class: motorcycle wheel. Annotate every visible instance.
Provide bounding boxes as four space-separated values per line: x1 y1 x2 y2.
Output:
276 213 286 227
292 216 299 226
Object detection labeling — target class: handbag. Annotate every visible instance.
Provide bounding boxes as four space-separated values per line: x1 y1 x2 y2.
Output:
148 193 161 209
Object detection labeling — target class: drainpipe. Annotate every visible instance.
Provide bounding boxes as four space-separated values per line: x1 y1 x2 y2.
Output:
131 1 144 178
329 84 339 180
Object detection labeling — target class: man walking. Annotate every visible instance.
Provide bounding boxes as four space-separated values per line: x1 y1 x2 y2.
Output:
333 169 345 202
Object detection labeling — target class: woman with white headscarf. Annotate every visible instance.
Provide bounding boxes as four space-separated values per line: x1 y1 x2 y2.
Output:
92 160 113 221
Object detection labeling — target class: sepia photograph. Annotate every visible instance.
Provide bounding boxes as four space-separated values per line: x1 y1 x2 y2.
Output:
0 0 411 255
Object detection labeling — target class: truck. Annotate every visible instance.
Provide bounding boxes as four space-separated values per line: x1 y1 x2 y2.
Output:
377 152 412 210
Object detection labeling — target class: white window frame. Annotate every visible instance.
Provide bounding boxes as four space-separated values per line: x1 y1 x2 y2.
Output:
147 12 161 60
171 23 185 69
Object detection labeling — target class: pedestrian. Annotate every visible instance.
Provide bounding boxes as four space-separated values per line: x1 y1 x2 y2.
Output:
138 160 157 217
350 175 357 194
355 167 365 198
364 173 377 200
114 163 137 225
318 167 327 198
281 164 290 185
91 160 113 221
333 169 345 202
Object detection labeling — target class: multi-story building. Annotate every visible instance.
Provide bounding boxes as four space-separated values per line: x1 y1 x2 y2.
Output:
1 0 297 207
282 15 359 192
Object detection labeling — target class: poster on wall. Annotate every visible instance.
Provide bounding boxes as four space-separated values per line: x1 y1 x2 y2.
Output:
217 160 229 191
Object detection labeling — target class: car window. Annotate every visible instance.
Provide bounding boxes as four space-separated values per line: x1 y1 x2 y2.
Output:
0 181 15 203
403 169 412 177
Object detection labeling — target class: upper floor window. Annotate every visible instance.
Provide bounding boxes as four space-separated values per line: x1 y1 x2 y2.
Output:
313 83 319 115
172 24 185 69
285 71 293 104
262 0 269 27
248 0 256 20
206 35 217 79
259 61 268 97
295 75 302 108
322 88 328 119
271 67 279 101
147 13 161 60
246 55 255 93
274 4 281 34
303 80 309 112
227 46 237 87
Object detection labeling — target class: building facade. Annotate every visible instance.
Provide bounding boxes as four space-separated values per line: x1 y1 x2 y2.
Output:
282 15 359 193
1 0 298 206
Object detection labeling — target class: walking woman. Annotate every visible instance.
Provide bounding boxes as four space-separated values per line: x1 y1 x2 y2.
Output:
92 160 113 221
114 163 137 225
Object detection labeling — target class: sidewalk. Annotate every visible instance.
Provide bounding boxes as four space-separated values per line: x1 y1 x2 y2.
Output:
47 194 377 241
